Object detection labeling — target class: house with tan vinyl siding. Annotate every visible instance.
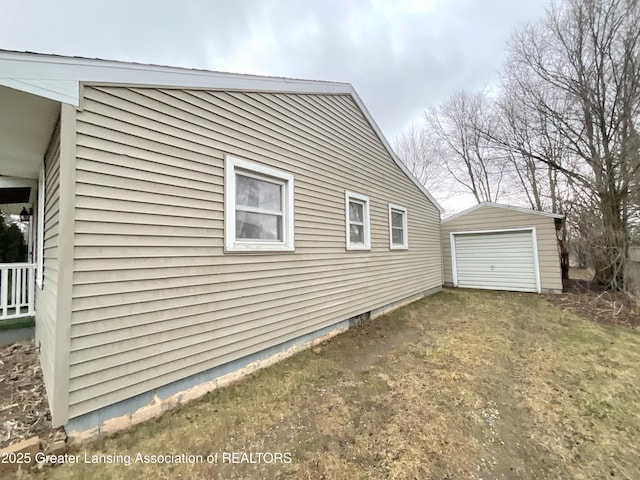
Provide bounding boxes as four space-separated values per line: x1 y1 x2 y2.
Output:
0 50 444 439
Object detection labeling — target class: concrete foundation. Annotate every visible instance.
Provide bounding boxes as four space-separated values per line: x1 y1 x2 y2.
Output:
66 287 441 444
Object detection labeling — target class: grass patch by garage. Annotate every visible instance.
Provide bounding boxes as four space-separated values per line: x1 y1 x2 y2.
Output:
21 290 640 480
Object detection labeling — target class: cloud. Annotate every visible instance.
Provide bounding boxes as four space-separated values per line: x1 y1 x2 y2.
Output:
0 0 548 138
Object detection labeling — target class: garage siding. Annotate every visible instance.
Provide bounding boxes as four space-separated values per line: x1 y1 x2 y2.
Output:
442 205 562 292
68 86 443 419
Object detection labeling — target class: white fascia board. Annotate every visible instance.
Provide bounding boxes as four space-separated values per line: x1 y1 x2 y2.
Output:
0 176 38 189
0 51 353 106
0 78 79 105
443 202 564 223
347 89 444 214
0 51 445 214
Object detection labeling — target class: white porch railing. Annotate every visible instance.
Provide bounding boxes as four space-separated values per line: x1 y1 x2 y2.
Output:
0 263 36 320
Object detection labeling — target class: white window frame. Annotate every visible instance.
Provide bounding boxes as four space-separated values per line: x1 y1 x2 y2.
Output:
36 167 45 288
345 191 371 250
224 155 295 252
388 203 408 250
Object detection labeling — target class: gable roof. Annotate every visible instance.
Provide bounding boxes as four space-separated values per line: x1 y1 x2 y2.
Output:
442 202 564 223
0 50 443 213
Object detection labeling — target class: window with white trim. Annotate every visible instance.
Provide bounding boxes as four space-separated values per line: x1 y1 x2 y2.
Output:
224 155 294 252
345 191 371 250
36 167 45 288
388 204 408 250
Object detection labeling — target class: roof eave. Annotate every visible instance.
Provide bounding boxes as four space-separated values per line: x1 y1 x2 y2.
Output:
0 50 353 106
348 91 444 214
442 202 564 223
0 50 443 211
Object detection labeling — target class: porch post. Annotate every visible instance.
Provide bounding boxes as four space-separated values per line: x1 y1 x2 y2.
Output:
28 265 35 315
27 217 34 263
1 268 7 318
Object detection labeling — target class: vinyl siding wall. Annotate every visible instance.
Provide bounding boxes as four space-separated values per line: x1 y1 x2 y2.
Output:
35 120 61 401
441 206 562 292
69 86 442 419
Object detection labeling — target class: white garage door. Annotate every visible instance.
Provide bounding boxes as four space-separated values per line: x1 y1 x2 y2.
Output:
452 230 539 292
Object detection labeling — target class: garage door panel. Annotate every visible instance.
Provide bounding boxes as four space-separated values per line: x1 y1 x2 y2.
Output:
457 274 535 282
456 261 535 270
453 230 538 292
454 259 532 267
454 248 531 256
457 283 537 293
457 268 535 277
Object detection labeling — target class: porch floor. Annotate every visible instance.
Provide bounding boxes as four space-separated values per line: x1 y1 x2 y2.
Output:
0 316 34 347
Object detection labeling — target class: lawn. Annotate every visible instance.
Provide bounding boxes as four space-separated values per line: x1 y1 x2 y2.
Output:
20 290 640 480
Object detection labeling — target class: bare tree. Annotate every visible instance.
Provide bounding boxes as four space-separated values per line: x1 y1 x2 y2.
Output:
495 89 573 212
424 90 505 204
491 85 580 279
498 0 640 289
394 122 447 196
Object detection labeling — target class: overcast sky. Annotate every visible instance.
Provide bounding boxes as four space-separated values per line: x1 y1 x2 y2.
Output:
2 0 549 141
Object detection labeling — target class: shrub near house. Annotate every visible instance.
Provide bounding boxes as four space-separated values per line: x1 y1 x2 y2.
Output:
0 214 27 263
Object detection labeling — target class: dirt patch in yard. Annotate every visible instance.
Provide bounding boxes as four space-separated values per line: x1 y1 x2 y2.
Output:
0 339 63 451
319 315 418 372
17 290 640 480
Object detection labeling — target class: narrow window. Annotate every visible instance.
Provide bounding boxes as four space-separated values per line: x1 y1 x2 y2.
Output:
388 204 408 250
225 155 294 252
345 191 371 250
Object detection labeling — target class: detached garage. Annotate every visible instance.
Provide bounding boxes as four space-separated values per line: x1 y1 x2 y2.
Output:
442 203 564 294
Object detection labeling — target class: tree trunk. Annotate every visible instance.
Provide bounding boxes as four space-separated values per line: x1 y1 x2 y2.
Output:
557 222 570 281
592 192 628 289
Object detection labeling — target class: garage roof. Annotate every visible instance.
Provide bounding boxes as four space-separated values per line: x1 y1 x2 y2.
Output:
443 202 564 223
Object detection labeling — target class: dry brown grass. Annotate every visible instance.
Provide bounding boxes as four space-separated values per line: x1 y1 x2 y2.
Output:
17 290 640 480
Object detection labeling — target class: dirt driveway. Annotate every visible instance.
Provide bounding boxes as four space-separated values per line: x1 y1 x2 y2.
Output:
14 289 640 479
